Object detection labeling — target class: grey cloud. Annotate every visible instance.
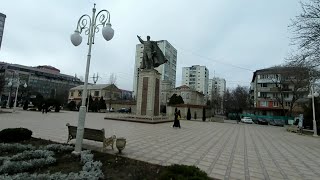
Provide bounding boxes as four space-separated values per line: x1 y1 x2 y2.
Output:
0 0 302 90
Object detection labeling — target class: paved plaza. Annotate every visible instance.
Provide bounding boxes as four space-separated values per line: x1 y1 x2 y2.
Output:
1 110 320 180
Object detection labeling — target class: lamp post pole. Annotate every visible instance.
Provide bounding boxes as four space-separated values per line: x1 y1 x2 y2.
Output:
311 84 318 136
70 4 114 154
12 77 28 113
12 78 20 113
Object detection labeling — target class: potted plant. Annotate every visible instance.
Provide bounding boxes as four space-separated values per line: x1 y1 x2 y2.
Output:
116 137 126 153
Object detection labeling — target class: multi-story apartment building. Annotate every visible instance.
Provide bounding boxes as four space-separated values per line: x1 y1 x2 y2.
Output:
0 13 6 50
250 67 309 116
0 62 83 104
182 65 209 99
133 40 177 98
208 77 226 100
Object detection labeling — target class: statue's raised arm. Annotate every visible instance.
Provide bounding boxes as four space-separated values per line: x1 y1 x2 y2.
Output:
137 35 167 70
137 35 144 44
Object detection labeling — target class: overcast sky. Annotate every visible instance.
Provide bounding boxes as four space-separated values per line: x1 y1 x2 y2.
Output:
0 0 303 90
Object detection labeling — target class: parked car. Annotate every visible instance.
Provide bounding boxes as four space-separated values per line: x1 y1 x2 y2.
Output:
257 118 268 125
117 108 129 113
269 119 284 127
107 108 114 112
241 117 253 124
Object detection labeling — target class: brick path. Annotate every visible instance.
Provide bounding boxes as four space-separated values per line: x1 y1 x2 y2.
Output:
1 110 320 180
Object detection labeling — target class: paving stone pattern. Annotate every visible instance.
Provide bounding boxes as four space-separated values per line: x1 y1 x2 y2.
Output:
1 111 320 180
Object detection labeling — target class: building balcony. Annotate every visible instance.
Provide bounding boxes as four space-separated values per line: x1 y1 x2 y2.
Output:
269 87 292 92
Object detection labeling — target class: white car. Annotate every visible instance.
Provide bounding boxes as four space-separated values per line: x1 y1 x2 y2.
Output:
241 117 253 124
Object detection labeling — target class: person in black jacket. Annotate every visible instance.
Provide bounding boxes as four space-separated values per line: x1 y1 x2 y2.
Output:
173 110 181 128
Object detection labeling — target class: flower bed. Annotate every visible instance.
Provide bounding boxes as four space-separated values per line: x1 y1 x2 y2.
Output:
0 142 103 179
0 138 213 180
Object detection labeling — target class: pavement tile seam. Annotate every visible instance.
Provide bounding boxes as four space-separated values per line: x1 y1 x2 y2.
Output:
277 130 320 159
225 125 241 179
206 125 238 176
258 127 306 179
2 111 320 179
253 128 289 180
248 126 270 180
262 127 320 178
178 125 228 165
243 126 250 180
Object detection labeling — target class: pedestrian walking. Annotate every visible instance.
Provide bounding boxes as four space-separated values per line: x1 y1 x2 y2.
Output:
173 110 181 128
42 103 45 114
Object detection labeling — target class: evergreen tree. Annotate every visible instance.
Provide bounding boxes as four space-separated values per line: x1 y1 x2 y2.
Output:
187 107 191 120
23 100 29 110
168 94 184 105
98 96 106 111
202 108 206 121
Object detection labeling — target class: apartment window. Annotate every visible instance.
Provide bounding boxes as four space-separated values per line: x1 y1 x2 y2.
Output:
78 90 82 96
70 91 74 97
273 101 279 107
260 92 267 98
261 83 267 87
283 93 289 98
186 93 190 99
94 91 99 96
273 93 278 98
285 102 291 107
260 101 268 107
282 84 289 89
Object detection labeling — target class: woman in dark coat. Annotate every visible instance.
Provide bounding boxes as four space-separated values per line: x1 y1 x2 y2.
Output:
173 110 181 128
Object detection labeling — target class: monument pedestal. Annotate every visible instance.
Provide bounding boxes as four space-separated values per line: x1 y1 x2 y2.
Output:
136 69 161 116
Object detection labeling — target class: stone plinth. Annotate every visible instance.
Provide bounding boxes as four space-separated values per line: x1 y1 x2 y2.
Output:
136 69 161 116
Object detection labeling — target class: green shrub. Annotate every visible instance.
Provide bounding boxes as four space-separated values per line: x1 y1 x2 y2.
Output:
187 107 191 120
0 128 32 143
160 164 209 180
202 108 206 122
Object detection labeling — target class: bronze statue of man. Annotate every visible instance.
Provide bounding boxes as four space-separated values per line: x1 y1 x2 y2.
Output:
137 35 167 69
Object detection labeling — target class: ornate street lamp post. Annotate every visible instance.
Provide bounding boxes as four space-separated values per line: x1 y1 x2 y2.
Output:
308 84 318 136
70 4 114 154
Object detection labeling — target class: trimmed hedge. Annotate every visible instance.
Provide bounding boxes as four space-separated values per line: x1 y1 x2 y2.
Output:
0 128 32 143
160 164 209 180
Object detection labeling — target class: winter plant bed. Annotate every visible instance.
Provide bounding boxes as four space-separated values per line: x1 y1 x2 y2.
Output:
0 138 213 180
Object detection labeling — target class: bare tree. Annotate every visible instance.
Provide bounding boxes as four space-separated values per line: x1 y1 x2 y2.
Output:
0 74 5 105
268 65 311 116
223 86 250 114
109 73 117 85
0 74 4 95
108 73 117 110
289 0 320 67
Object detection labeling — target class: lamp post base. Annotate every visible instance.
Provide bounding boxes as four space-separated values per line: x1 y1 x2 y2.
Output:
74 106 87 153
313 134 318 137
71 151 81 156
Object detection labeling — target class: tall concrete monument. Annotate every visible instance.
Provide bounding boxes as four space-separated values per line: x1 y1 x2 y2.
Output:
136 35 167 116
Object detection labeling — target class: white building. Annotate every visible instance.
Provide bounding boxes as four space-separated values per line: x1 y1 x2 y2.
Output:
133 40 177 98
182 65 209 98
208 77 226 100
0 13 6 50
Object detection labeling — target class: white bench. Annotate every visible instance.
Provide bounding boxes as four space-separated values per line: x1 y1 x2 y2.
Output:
66 123 116 151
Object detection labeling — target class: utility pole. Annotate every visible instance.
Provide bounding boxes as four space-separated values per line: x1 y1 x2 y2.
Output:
87 73 99 112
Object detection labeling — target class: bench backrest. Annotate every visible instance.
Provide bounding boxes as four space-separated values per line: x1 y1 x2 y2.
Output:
66 124 105 142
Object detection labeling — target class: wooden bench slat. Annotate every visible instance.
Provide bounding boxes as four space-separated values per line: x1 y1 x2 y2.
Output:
66 123 115 151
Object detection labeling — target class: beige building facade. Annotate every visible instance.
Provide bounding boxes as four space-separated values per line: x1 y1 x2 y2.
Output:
68 84 121 104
